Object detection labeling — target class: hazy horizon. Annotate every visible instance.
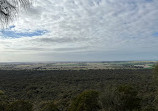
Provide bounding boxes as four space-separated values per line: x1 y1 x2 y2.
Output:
0 60 157 63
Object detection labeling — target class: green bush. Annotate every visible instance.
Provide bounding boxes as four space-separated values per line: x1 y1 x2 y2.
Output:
0 90 5 96
0 101 9 111
8 100 33 111
69 90 101 111
116 85 141 111
153 64 158 84
0 90 8 102
100 87 117 111
40 101 59 111
152 64 158 110
141 105 156 111
101 85 141 111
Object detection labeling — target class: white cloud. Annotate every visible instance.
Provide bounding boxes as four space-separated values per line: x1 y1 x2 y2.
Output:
0 0 158 62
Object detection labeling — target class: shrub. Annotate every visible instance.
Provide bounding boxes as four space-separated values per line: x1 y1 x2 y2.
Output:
101 85 141 111
0 90 8 101
116 85 141 111
8 100 33 111
0 90 5 95
40 101 59 111
153 64 158 84
69 90 101 111
0 101 9 111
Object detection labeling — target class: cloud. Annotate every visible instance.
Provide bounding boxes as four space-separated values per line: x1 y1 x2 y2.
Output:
0 0 158 62
33 36 89 43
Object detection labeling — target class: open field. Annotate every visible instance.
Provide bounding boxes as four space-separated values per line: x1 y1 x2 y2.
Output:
0 61 157 70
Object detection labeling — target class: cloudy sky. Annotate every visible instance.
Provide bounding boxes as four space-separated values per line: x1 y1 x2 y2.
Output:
0 0 158 62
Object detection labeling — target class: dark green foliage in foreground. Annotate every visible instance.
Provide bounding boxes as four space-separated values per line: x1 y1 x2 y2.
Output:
0 69 155 111
153 64 158 84
0 101 9 111
0 90 9 111
69 90 100 111
0 69 152 101
115 85 141 111
0 90 5 96
153 64 158 111
154 64 158 74
8 100 33 111
40 101 59 111
0 90 8 102
100 85 141 111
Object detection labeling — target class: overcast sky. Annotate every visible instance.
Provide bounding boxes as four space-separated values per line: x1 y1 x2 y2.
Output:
0 0 158 62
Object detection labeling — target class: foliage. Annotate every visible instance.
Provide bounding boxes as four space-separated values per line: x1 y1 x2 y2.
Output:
69 90 100 111
100 87 118 111
40 101 59 111
101 85 141 111
0 0 31 27
0 101 9 111
141 105 156 111
153 64 158 110
8 100 33 111
0 90 4 95
0 69 154 111
0 69 152 101
0 90 8 102
153 64 158 83
115 85 141 111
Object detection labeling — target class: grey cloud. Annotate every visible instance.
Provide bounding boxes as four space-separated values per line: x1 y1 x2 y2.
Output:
8 45 90 52
16 47 46 51
53 46 89 52
34 37 89 43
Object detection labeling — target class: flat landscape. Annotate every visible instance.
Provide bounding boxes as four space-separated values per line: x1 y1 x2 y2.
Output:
0 61 158 111
0 61 156 70
1 0 158 111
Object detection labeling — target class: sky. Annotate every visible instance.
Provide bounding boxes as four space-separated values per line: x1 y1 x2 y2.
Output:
0 0 158 62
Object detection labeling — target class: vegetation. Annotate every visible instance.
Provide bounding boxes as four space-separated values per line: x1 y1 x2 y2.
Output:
0 0 31 26
100 85 141 111
153 64 158 83
115 85 141 111
0 90 4 95
0 101 8 111
8 100 33 111
0 68 157 111
40 101 59 111
69 90 100 111
153 64 158 110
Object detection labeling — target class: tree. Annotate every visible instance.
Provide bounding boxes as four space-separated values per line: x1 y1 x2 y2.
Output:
40 101 59 111
0 90 8 103
0 0 31 26
69 90 101 111
0 90 9 111
153 64 158 84
152 64 158 110
101 85 141 111
8 100 33 111
115 85 141 111
0 101 9 111
0 90 5 95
